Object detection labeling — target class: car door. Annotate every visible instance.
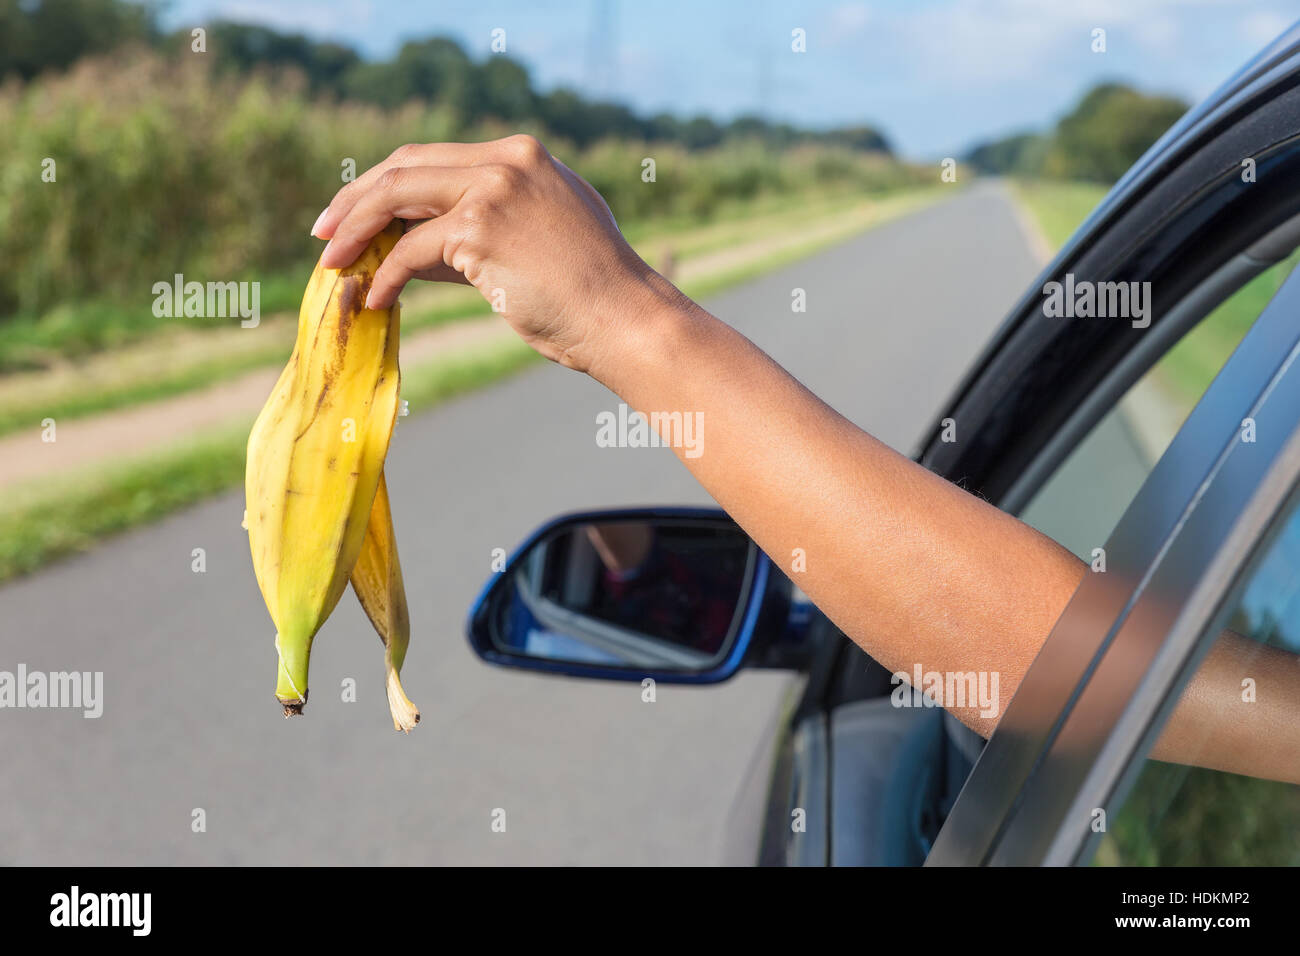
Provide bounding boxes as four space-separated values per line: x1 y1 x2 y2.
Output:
818 22 1300 866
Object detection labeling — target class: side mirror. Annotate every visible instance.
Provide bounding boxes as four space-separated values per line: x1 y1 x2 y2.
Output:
466 508 783 683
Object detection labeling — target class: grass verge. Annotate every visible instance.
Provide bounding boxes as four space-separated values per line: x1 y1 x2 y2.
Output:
1009 180 1109 249
0 339 537 581
1155 254 1300 403
0 286 489 439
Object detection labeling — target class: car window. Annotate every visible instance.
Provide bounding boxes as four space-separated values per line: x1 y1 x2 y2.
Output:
928 250 1300 858
1089 486 1300 866
1019 253 1300 558
926 245 1300 866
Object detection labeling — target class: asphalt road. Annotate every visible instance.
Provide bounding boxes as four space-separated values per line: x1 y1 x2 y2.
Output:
0 181 1041 865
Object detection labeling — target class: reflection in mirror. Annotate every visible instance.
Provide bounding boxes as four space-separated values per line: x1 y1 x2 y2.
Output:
488 518 756 670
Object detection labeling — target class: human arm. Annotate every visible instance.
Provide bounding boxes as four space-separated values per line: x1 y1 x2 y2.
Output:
313 135 1300 782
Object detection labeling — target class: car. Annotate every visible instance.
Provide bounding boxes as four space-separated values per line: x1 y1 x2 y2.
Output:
466 21 1300 867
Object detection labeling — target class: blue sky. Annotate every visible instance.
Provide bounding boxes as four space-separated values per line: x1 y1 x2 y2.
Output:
160 0 1299 158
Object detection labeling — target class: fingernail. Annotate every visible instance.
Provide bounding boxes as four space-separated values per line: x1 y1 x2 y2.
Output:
364 290 380 310
310 208 329 238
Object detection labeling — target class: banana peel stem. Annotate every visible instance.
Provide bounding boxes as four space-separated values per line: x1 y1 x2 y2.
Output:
385 647 420 733
274 632 310 716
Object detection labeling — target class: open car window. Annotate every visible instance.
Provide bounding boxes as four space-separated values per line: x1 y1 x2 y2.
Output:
1021 252 1300 558
929 255 1300 866
918 30 1300 864
928 245 1300 854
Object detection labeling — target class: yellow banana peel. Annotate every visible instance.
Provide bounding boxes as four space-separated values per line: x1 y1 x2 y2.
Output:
245 219 419 730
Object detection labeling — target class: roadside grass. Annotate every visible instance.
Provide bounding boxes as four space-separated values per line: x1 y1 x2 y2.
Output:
0 422 251 581
1092 762 1300 866
0 185 945 582
0 338 537 581
0 284 487 438
0 341 286 438
1155 254 1300 405
1009 180 1109 249
0 270 310 373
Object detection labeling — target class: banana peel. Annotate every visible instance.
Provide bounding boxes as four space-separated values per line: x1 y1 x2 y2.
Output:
350 472 421 733
245 219 419 730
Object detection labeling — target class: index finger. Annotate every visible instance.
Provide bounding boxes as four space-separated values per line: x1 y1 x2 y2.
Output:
312 141 502 239
319 165 480 270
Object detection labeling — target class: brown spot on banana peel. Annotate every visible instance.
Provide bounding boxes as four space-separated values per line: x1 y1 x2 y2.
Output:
335 274 369 339
335 306 354 351
291 274 367 441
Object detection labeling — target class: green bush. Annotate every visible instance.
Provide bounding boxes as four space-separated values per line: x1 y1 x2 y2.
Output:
1045 83 1188 183
0 52 926 342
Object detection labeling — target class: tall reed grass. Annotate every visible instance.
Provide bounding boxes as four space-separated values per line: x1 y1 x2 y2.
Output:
0 51 928 358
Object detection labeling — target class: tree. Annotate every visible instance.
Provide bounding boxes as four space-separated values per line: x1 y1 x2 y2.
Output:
0 4 901 158
343 37 477 112
200 21 360 94
681 115 724 149
0 0 156 80
965 131 1048 176
476 55 535 121
823 125 892 154
1045 83 1188 182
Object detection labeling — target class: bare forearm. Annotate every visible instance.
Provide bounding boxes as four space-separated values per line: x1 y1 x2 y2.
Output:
602 292 1300 784
598 288 1084 734
1153 634 1300 784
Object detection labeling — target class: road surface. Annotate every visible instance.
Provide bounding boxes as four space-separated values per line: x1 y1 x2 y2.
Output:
0 182 1042 864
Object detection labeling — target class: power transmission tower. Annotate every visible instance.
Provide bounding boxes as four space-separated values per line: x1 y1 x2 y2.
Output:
585 0 619 99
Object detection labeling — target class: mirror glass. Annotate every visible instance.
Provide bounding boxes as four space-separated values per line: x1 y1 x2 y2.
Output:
487 517 756 670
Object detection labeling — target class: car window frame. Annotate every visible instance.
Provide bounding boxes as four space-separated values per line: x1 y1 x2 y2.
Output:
913 31 1300 867
926 236 1300 866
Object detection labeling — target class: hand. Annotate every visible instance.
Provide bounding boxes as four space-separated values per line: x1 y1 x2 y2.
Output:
312 135 673 376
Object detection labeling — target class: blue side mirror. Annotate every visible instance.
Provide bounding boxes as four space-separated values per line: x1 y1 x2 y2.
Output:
465 507 781 683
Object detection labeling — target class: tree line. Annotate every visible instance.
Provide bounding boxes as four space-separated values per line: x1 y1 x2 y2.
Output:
966 83 1189 183
0 0 893 154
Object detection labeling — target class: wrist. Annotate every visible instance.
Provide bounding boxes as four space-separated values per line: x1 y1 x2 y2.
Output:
586 262 715 398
